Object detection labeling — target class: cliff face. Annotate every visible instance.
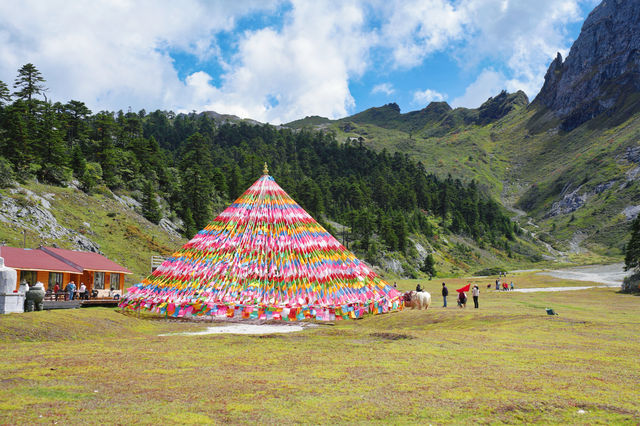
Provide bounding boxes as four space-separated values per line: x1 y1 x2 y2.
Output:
534 0 640 130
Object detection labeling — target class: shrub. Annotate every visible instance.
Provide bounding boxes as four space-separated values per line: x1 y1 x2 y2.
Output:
473 267 507 276
0 156 14 187
621 272 640 293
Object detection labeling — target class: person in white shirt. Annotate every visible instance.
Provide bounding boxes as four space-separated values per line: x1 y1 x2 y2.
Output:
79 283 87 300
472 285 480 309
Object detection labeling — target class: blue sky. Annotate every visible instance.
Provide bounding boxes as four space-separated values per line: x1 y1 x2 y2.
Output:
0 0 599 124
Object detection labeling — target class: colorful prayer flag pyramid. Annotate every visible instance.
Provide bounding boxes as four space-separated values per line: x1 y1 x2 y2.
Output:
120 167 402 321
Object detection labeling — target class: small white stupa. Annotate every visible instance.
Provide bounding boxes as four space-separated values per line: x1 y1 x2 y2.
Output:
0 256 22 314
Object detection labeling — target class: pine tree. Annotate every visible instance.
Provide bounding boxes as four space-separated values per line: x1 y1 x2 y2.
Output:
70 144 87 178
624 215 640 272
2 101 31 171
63 100 92 143
421 253 436 277
37 102 69 184
13 63 46 113
0 80 10 106
142 180 162 224
228 164 242 199
182 207 197 238
180 133 213 230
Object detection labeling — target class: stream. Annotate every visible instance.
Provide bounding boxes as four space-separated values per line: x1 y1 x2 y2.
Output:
513 263 629 293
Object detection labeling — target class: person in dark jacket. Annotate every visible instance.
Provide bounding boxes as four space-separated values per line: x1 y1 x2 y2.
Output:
416 283 423 292
457 291 467 308
442 282 448 307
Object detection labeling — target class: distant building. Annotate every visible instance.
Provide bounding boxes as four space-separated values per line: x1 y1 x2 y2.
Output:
0 246 132 296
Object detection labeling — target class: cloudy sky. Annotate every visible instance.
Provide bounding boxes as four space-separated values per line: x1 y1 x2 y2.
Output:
0 0 599 124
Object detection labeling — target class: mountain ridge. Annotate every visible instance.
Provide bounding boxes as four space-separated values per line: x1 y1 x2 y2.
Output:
533 0 640 130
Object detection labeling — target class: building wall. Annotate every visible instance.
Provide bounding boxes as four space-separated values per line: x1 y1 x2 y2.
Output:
14 270 83 291
13 269 126 293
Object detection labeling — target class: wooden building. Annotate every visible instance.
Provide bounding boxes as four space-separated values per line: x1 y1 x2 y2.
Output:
0 246 132 296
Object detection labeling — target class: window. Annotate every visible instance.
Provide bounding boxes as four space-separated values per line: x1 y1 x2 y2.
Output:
110 273 120 291
48 272 63 290
20 270 37 285
94 272 105 290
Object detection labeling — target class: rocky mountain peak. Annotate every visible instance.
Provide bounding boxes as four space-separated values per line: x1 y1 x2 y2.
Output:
533 0 640 130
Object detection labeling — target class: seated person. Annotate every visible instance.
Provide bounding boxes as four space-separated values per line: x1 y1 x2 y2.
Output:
457 291 467 308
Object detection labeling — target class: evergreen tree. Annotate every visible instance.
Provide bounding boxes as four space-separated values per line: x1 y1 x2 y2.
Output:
142 180 162 224
70 144 87 178
180 132 214 231
0 80 10 106
624 215 640 272
1 101 31 171
63 100 92 143
393 212 408 253
421 253 436 277
37 102 69 183
227 164 242 199
13 63 46 112
0 156 14 187
182 207 197 238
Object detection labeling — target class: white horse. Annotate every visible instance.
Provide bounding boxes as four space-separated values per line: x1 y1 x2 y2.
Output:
410 291 431 310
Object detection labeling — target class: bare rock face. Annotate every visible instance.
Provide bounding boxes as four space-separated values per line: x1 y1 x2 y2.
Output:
534 0 640 130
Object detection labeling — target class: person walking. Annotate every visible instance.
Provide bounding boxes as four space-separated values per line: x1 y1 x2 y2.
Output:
442 282 448 307
495 279 499 290
472 284 479 309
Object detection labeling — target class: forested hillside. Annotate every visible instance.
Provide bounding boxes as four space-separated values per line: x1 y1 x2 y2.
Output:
0 64 537 277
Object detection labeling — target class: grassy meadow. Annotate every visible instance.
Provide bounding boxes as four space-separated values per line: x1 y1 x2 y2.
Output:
0 271 638 424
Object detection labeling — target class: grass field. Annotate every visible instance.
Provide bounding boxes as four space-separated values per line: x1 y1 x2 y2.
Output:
0 271 638 424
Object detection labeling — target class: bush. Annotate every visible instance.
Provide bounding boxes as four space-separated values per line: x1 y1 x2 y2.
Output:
0 156 14 187
40 164 72 185
473 267 507 276
621 272 640 293
80 162 103 193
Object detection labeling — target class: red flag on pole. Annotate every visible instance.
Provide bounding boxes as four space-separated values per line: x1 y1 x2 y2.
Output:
456 283 470 293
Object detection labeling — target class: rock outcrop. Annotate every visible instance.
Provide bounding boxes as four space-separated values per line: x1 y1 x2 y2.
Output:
533 0 640 130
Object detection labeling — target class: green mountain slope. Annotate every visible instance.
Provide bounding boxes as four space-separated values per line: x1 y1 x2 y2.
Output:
0 182 186 283
285 93 639 261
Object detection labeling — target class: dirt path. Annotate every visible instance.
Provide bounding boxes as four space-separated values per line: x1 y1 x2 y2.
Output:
537 263 627 285
512 284 618 293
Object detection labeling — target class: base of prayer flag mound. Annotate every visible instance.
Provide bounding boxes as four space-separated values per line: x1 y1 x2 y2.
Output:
120 166 403 321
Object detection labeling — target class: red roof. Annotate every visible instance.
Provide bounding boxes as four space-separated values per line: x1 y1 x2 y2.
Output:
0 247 82 273
0 246 132 274
42 247 132 274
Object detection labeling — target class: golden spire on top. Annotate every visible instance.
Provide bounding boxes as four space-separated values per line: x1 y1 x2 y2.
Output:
263 162 269 175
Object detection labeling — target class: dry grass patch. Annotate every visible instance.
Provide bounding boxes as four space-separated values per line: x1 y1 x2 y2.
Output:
0 277 638 424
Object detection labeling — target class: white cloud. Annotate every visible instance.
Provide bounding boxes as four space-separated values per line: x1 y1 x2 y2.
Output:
0 0 281 115
371 83 395 96
379 0 585 105
0 0 590 121
451 69 505 108
452 0 583 102
412 88 446 106
190 1 373 123
378 0 468 68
